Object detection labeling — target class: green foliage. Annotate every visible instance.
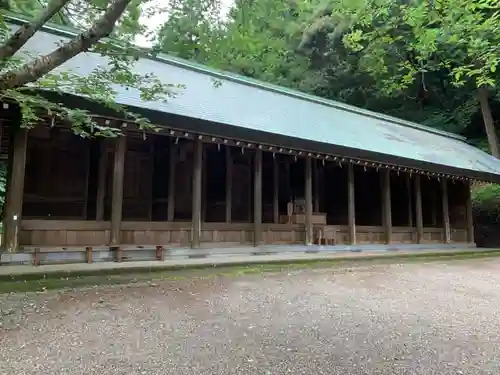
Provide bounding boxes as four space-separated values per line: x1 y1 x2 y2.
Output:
155 0 223 62
0 159 6 205
473 183 500 221
155 0 324 92
0 160 6 232
1 0 71 24
327 0 500 93
0 0 175 138
157 0 499 153
292 0 500 153
473 183 500 205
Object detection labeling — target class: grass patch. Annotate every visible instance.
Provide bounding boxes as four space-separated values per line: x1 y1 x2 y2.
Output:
1 249 499 294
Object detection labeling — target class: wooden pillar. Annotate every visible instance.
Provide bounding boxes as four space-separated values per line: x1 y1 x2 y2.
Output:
313 159 319 212
305 156 313 245
430 190 437 226
225 146 232 223
191 138 203 248
253 149 263 246
202 147 208 222
96 140 108 221
286 161 291 201
465 180 474 244
441 179 451 244
347 163 356 245
82 143 91 220
109 135 126 247
406 174 413 227
273 156 279 223
2 127 28 253
167 139 176 221
147 143 154 221
414 174 424 244
247 157 252 223
381 169 392 244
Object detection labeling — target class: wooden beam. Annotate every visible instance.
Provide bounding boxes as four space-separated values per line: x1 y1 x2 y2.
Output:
95 140 108 221
381 169 392 244
109 135 126 247
82 140 91 220
273 156 279 223
2 127 28 253
465 181 474 244
414 174 424 244
225 146 232 223
347 163 356 245
285 161 291 201
201 147 207 222
248 156 252 223
191 138 203 248
406 173 413 227
430 189 437 226
305 156 313 245
313 159 319 212
320 163 325 213
167 139 176 221
253 148 263 246
147 142 154 221
441 179 451 244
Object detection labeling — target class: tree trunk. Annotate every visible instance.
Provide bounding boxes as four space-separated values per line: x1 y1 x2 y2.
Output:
0 0 71 64
0 0 133 90
478 86 500 158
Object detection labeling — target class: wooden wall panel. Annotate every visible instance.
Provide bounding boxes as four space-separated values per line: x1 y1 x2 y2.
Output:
451 229 467 243
20 220 461 247
263 224 305 244
24 130 89 219
423 228 444 243
20 220 109 246
356 226 385 244
392 227 415 244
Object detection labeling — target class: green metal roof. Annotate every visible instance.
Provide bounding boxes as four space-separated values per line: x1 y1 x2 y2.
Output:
8 16 500 182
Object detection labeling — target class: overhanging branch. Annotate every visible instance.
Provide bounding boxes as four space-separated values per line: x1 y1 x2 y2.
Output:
0 0 71 65
0 0 133 90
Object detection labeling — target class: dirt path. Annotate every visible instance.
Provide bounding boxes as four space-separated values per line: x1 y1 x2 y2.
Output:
2 259 500 374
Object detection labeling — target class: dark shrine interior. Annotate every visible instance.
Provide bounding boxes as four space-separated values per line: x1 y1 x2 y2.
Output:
21 128 467 229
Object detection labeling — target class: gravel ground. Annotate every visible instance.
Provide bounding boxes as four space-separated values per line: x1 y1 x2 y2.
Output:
2 259 500 374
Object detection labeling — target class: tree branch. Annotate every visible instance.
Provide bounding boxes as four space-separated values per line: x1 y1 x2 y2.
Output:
0 0 133 90
0 0 71 63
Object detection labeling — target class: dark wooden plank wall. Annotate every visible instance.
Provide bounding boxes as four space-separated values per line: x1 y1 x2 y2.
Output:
23 128 89 219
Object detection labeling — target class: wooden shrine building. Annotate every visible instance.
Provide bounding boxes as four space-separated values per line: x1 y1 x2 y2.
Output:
3 17 500 254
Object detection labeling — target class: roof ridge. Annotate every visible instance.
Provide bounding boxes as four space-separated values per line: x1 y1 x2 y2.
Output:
5 14 466 142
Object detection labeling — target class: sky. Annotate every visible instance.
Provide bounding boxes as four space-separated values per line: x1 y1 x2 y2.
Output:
135 0 234 47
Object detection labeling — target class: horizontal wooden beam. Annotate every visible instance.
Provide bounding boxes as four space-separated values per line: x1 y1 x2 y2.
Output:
32 115 476 183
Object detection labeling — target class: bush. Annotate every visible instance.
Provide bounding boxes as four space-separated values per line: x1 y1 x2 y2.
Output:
473 183 500 221
473 183 500 246
0 161 6 209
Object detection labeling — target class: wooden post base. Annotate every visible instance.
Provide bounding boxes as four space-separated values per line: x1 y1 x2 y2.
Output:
33 247 40 266
155 245 164 261
85 246 93 264
110 246 122 262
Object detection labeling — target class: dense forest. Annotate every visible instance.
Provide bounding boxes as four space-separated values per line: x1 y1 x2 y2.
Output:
2 0 499 152
154 0 500 156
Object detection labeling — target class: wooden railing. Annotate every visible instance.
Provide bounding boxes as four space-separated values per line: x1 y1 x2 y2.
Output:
20 220 470 247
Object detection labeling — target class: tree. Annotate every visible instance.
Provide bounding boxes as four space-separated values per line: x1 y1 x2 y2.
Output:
155 0 323 92
155 0 499 153
312 0 500 156
0 0 174 137
155 0 223 62
1 0 72 25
